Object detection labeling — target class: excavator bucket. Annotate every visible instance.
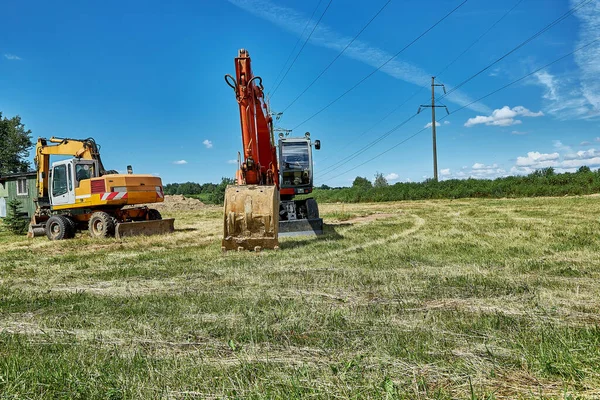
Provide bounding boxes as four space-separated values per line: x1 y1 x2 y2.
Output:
115 218 175 239
222 185 279 251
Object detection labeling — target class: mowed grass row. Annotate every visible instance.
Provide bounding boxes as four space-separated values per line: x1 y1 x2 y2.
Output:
1 198 600 398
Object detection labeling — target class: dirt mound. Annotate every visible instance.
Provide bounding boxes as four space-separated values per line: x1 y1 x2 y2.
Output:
152 195 205 211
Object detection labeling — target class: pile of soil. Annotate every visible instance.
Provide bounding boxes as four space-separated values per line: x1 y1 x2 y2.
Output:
151 195 205 211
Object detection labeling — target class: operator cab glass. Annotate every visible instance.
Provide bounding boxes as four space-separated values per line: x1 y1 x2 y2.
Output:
51 164 68 197
280 140 312 189
75 161 96 187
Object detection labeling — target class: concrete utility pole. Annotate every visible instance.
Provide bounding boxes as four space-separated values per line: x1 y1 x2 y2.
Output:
418 77 449 182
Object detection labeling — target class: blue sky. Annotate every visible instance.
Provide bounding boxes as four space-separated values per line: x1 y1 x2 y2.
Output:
1 0 599 186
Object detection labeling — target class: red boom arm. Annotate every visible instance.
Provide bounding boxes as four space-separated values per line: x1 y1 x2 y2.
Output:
225 49 279 188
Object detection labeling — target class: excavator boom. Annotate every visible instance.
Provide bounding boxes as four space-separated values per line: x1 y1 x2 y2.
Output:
222 49 279 251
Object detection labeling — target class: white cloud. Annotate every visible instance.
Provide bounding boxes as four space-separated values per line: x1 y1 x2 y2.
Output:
443 121 450 125
561 148 600 168
424 121 441 129
464 106 543 127
227 159 238 164
384 172 399 181
511 130 528 135
515 152 560 167
440 168 451 177
203 139 213 149
3 54 21 61
173 160 188 165
580 141 592 146
227 0 491 114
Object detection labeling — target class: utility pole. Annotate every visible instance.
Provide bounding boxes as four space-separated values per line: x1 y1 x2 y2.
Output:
418 77 449 182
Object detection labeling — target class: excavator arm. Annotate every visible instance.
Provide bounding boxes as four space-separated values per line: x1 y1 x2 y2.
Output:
222 49 280 251
35 137 113 199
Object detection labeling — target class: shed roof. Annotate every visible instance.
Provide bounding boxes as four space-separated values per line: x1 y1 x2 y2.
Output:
0 171 36 182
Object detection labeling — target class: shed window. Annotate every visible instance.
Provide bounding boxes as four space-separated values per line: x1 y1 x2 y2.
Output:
16 178 28 196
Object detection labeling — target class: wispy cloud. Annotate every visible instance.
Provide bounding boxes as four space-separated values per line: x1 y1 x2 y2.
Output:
203 139 213 149
227 0 490 114
227 159 238 164
3 54 21 61
572 0 600 116
173 160 188 165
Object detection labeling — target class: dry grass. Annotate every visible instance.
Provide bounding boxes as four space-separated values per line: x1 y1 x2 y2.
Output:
1 197 600 398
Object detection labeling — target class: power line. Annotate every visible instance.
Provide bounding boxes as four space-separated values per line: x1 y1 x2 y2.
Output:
292 0 469 130
321 37 600 183
269 0 334 99
440 0 593 101
268 0 324 97
281 0 393 113
435 0 525 79
316 112 419 178
318 0 523 175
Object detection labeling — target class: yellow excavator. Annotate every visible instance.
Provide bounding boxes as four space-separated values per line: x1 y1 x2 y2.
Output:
28 137 174 240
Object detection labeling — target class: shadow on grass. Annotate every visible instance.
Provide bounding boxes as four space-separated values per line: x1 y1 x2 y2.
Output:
279 223 344 250
175 228 199 232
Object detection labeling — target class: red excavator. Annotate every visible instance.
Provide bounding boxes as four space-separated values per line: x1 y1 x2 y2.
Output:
222 49 322 251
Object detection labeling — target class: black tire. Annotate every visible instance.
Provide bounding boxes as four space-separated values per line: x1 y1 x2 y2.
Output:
88 211 115 238
305 198 320 219
65 216 77 238
147 209 162 220
45 215 71 241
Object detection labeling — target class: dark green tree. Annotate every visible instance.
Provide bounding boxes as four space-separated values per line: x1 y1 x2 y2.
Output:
352 176 372 190
209 177 236 205
578 166 591 173
0 112 33 175
3 199 28 234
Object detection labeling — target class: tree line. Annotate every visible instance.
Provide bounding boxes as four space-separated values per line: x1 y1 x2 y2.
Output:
163 178 234 204
308 167 600 203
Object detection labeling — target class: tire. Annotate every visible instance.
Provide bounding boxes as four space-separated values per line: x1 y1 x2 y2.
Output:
88 211 115 238
65 216 77 238
305 198 320 219
45 215 71 241
147 209 162 220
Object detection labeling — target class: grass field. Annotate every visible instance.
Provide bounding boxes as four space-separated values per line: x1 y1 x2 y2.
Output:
1 197 600 399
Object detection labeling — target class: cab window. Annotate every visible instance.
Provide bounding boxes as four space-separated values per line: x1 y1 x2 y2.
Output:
281 142 310 187
75 164 92 187
52 165 68 197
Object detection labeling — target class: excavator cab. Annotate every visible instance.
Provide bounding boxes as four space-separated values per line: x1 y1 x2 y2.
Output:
278 134 323 236
280 138 313 193
50 159 99 206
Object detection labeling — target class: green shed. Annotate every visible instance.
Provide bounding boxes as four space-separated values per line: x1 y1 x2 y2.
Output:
0 172 37 218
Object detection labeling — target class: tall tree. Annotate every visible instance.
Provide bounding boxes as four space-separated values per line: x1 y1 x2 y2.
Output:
352 176 372 190
373 172 389 188
0 112 33 175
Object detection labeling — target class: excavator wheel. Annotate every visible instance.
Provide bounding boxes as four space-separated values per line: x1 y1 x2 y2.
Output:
147 209 162 220
45 215 72 241
64 216 77 238
88 211 115 238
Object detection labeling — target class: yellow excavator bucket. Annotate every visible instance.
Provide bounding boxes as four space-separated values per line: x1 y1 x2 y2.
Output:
222 185 279 251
